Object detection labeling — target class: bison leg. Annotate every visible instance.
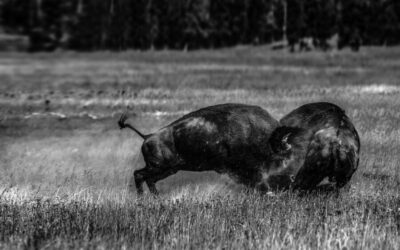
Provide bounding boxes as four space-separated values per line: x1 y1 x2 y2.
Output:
145 168 179 195
133 167 161 195
134 164 179 195
133 168 146 195
128 173 136 193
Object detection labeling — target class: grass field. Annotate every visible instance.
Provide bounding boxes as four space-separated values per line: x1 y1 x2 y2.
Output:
0 46 400 249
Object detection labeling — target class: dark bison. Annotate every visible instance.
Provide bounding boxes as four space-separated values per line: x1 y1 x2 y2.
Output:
119 104 280 195
268 102 360 190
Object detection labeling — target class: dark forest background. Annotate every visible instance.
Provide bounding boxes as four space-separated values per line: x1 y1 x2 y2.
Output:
0 0 399 51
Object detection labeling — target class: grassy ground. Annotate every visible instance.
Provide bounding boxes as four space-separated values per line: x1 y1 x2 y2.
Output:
0 46 399 249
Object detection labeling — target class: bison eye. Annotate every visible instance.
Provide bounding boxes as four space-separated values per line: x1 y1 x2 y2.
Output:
281 133 292 151
270 138 291 155
269 126 302 155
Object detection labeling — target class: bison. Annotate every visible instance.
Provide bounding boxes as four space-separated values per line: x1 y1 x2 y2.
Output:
119 103 281 195
266 102 360 190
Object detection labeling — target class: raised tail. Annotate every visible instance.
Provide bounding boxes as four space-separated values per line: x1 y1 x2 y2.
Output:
118 113 150 140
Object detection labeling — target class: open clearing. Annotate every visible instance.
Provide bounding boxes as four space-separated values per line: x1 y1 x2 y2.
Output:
0 46 399 249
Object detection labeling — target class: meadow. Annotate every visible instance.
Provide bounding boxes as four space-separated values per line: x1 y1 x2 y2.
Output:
0 46 399 249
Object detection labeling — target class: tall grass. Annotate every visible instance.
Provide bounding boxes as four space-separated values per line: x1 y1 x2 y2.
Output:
1 187 399 249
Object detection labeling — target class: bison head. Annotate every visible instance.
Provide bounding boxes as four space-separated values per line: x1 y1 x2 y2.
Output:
256 126 311 190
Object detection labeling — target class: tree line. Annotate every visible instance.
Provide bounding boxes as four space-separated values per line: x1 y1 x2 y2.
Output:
1 0 399 51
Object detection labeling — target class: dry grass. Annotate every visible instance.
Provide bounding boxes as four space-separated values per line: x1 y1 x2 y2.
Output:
0 46 400 249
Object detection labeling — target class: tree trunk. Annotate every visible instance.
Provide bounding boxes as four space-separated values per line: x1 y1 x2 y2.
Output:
77 0 83 15
282 0 287 43
36 0 43 21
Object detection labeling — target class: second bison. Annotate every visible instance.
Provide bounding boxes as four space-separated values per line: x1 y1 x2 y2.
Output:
266 102 360 190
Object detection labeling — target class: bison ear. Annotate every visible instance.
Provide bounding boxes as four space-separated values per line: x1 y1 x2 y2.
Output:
269 126 302 155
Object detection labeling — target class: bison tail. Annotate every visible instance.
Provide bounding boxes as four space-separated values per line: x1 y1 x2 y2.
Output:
118 113 150 140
